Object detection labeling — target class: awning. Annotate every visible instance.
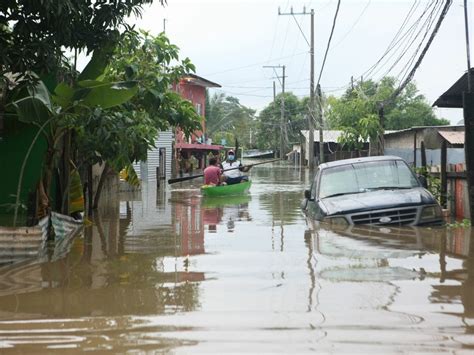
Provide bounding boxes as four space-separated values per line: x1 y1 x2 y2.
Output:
175 143 222 151
180 74 221 88
433 68 474 108
438 130 465 145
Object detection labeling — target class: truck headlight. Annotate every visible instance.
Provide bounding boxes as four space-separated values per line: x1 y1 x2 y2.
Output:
421 205 442 220
323 216 349 226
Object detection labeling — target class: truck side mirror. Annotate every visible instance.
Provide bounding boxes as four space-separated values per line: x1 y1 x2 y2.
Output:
304 189 313 200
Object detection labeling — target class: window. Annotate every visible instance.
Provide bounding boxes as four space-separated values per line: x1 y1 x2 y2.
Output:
196 103 202 116
318 160 419 199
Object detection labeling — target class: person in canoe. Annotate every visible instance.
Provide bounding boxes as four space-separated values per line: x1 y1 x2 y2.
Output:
204 157 225 186
221 149 251 185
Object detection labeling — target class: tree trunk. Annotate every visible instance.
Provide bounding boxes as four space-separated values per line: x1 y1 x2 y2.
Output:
92 163 110 210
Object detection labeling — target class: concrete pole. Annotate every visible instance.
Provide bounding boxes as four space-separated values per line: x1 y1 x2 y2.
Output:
308 9 315 169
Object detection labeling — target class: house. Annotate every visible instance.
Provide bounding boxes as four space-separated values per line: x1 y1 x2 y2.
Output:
173 74 222 175
300 130 370 165
432 68 473 219
384 125 465 167
134 74 222 183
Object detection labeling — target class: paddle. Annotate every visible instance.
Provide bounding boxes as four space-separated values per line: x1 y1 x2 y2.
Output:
167 158 280 184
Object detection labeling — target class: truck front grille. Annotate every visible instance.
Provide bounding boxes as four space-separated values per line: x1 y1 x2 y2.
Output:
350 207 418 225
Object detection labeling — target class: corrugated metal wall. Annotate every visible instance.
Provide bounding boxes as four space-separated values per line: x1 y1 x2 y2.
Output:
133 130 174 181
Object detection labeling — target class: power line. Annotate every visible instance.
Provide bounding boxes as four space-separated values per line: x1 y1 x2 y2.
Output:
361 0 422 80
215 90 273 98
316 0 341 87
334 0 371 47
202 51 306 77
379 0 440 80
292 13 310 46
389 0 453 102
396 0 444 84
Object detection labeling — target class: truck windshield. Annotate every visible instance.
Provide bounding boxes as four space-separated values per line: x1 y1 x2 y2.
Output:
319 160 419 199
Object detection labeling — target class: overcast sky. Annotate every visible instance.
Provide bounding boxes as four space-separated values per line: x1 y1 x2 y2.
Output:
122 0 471 124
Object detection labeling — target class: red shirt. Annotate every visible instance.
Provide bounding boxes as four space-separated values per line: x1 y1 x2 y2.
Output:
204 165 222 185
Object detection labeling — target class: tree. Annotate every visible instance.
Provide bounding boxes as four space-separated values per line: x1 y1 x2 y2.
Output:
206 92 256 148
0 0 163 77
326 77 449 151
76 30 202 209
327 77 449 131
254 93 307 152
7 30 201 222
8 53 139 225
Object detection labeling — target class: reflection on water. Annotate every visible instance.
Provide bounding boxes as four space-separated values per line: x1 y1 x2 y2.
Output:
0 161 473 353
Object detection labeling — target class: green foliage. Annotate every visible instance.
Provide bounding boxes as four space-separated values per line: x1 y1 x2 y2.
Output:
0 0 163 77
213 131 235 147
206 92 256 148
255 92 307 150
447 219 471 228
338 113 380 151
74 30 202 175
327 77 450 131
120 165 140 187
415 167 443 203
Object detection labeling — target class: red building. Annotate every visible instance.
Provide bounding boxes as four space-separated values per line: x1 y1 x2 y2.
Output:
173 74 222 174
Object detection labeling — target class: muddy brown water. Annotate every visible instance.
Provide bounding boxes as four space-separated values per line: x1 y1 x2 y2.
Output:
0 161 473 353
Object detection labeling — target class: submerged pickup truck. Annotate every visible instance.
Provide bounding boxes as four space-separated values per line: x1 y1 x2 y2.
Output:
301 156 443 226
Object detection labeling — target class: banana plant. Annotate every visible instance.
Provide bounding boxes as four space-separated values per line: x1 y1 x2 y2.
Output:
9 47 139 226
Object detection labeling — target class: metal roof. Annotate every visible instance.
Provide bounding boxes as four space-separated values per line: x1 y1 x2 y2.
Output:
383 125 462 136
301 130 349 143
181 74 221 88
433 68 474 108
175 143 222 151
438 130 465 145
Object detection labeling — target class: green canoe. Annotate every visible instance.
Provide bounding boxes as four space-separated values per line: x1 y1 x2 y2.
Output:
201 180 252 197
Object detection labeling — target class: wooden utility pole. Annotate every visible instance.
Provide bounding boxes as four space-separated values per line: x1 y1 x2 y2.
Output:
273 81 276 100
281 65 286 159
263 65 286 158
278 6 315 169
463 0 474 220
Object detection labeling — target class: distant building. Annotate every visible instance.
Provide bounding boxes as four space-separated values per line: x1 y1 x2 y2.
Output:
300 130 363 165
384 125 465 167
173 74 223 175
134 74 222 183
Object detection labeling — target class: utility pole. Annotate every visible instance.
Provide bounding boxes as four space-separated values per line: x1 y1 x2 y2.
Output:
279 6 315 169
316 84 324 163
163 18 167 33
263 65 286 159
273 81 276 100
463 0 474 220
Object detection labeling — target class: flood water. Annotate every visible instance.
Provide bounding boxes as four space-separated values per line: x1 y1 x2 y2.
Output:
0 161 474 353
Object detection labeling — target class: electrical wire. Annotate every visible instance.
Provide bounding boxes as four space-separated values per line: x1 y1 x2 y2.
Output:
378 0 440 80
389 0 453 102
361 0 421 80
396 0 444 84
202 51 307 77
316 0 341 88
334 0 371 48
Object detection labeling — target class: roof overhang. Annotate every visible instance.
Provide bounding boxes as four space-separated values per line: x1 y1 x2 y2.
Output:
181 74 221 88
433 68 474 108
438 130 465 145
175 143 222 151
